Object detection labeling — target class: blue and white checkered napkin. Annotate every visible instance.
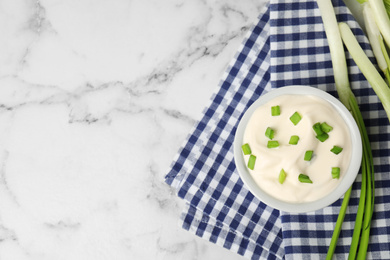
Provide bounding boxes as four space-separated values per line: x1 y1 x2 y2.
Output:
165 0 390 259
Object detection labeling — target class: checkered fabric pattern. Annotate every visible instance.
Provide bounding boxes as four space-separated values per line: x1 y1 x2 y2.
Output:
165 0 390 259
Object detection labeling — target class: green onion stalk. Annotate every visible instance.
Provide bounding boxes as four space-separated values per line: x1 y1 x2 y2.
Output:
316 0 376 259
351 0 390 87
368 0 390 49
363 2 390 84
339 23 390 120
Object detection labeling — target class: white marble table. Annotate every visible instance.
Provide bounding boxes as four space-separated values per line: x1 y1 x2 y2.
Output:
0 0 269 259
0 0 363 259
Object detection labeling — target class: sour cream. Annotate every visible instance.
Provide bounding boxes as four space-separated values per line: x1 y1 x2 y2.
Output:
242 94 352 203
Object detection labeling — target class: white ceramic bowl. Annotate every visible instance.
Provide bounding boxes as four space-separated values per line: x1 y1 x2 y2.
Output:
233 85 362 213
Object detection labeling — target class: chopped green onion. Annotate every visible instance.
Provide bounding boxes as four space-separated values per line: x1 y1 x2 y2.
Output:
332 167 340 179
241 143 252 155
271 105 281 116
331 145 343 155
248 155 256 170
313 122 324 136
265 127 275 140
279 169 287 184
298 174 313 184
267 140 279 148
316 133 329 142
289 112 302 125
304 150 313 161
289 135 299 145
321 122 333 133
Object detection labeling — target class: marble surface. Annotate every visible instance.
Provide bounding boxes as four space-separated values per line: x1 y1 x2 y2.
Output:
0 0 270 259
0 0 365 259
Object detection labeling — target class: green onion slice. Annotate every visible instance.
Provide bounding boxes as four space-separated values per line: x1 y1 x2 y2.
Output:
304 150 313 161
265 127 275 140
289 135 299 145
267 140 279 148
290 112 302 125
279 169 287 184
313 122 324 136
316 133 329 142
298 173 313 184
331 145 343 154
241 143 252 155
248 155 256 170
321 122 333 133
271 105 281 116
332 167 340 179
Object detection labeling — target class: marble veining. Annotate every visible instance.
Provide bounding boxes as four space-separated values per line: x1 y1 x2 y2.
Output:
0 0 268 259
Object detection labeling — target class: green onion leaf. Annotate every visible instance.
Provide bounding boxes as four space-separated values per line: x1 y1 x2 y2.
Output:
289 135 299 145
321 122 333 133
331 145 343 155
279 169 287 184
241 143 252 155
271 105 281 116
248 155 256 170
313 122 324 136
304 150 313 161
332 167 340 179
290 112 302 125
385 0 390 17
265 127 275 140
298 174 313 184
316 133 329 142
267 140 279 148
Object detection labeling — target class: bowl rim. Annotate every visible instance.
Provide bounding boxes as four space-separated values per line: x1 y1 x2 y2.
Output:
233 85 362 213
